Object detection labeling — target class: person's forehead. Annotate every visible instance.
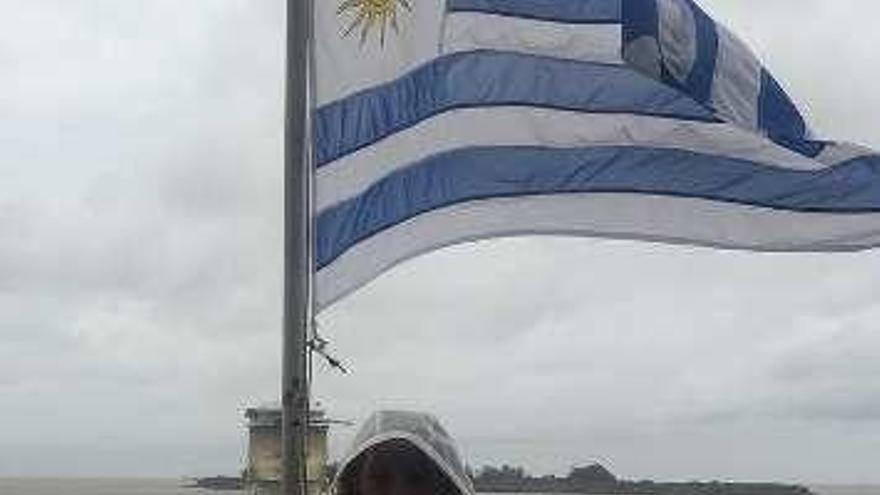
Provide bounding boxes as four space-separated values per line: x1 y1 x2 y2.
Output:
364 442 429 466
371 439 423 456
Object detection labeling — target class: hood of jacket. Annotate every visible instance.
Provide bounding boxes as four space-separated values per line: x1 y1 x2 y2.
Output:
334 410 474 495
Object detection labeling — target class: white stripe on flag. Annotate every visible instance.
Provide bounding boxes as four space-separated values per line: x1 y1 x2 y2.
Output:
316 107 826 212
316 193 880 308
441 11 623 64
815 142 877 166
657 0 697 83
711 25 762 131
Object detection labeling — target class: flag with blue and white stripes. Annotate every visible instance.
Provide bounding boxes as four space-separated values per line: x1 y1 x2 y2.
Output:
313 0 880 309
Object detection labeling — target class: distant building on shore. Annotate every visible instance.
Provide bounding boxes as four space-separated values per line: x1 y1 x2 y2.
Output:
244 405 331 495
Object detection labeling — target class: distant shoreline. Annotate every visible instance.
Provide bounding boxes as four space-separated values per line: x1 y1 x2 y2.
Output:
471 464 815 495
474 480 815 495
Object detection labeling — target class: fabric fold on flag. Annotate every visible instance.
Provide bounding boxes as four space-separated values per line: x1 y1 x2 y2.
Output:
312 0 880 310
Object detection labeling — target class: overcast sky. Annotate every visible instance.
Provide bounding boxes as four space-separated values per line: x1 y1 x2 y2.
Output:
2 0 879 485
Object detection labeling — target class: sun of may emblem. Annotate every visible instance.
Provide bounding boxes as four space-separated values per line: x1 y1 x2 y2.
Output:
337 0 412 46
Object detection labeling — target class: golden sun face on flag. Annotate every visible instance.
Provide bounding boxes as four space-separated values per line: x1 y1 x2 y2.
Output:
337 0 412 46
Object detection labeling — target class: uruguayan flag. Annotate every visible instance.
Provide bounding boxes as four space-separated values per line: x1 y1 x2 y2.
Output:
313 0 880 309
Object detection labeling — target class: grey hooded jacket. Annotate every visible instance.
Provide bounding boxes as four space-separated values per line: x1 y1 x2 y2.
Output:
333 410 475 495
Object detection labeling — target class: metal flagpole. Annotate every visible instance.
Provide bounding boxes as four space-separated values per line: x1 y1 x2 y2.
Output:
282 0 312 494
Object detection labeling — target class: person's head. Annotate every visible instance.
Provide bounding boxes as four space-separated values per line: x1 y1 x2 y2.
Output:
341 439 459 495
333 411 474 495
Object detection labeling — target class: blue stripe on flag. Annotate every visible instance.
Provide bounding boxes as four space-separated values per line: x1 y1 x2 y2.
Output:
622 0 658 43
677 0 718 104
317 147 880 267
758 69 822 156
315 52 718 166
447 0 621 23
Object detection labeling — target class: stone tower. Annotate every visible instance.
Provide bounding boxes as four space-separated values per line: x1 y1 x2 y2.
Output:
244 405 330 495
